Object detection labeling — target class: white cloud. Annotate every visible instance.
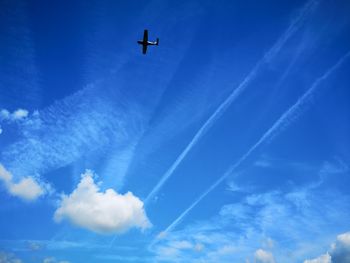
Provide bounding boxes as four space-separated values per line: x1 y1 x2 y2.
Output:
12 109 29 120
9 177 44 200
304 232 350 263
254 249 275 263
304 253 331 263
0 251 22 263
335 232 350 246
54 170 151 234
0 108 29 122
0 164 45 201
330 232 350 263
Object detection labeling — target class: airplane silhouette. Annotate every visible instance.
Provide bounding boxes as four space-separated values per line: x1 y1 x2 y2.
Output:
137 29 159 54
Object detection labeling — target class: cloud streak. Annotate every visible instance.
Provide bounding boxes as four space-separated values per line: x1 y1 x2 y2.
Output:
144 0 318 204
158 50 350 236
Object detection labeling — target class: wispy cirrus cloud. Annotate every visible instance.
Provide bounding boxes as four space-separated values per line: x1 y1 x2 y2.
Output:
0 82 146 188
150 184 350 262
157 50 350 236
144 0 319 204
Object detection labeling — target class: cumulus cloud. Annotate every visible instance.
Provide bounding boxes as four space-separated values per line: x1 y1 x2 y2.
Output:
0 164 45 201
0 251 22 263
254 249 275 263
54 170 151 234
330 232 350 263
304 232 350 263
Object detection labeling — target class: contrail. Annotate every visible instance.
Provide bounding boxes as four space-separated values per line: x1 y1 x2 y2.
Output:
157 50 350 238
144 0 318 204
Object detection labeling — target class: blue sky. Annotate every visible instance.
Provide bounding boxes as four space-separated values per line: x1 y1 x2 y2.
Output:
0 0 350 262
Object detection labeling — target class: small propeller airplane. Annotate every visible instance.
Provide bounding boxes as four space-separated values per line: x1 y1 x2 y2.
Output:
137 29 159 54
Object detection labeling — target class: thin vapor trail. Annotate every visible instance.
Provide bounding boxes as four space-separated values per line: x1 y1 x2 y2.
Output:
144 0 318 204
157 51 350 237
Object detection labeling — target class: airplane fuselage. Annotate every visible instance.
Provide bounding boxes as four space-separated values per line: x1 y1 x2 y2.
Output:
138 30 159 54
137 40 158 46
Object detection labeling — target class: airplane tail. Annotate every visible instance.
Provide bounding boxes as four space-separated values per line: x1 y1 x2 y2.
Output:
156 38 159 45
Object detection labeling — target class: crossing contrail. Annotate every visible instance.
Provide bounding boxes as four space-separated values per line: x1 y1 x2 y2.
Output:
145 0 318 204
157 50 350 237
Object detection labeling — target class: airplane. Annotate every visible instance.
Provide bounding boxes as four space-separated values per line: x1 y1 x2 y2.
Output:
137 29 159 54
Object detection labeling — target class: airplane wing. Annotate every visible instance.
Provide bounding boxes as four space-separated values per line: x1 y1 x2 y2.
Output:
143 29 148 42
142 44 147 54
